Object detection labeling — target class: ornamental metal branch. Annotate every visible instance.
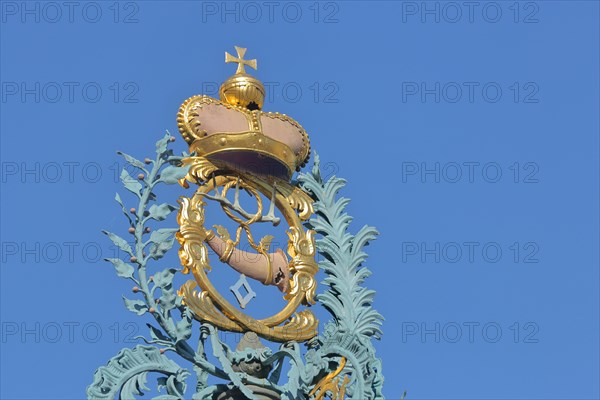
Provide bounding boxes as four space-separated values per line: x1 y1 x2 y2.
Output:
88 133 289 399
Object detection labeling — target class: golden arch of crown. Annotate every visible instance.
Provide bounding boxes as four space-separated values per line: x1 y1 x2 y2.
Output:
177 46 310 180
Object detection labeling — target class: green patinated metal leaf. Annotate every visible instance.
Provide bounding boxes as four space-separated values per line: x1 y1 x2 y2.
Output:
156 133 171 156
102 230 133 256
153 267 178 288
148 203 177 221
156 371 190 399
148 323 172 342
152 268 179 310
105 258 134 279
122 371 150 397
115 192 133 224
175 308 193 342
160 290 177 311
208 326 256 399
149 238 176 261
149 229 179 246
120 168 143 197
117 151 147 171
123 296 148 315
87 345 188 400
159 165 189 185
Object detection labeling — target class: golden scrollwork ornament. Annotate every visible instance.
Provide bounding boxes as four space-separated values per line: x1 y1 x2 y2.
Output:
175 46 319 343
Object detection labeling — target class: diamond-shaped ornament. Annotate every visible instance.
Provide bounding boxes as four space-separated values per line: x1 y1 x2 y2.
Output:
229 274 256 309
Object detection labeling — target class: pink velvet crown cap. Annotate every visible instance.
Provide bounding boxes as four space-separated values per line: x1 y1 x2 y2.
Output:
177 95 311 180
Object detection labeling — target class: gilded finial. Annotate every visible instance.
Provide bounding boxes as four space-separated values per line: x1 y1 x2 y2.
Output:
225 46 257 75
177 45 311 179
219 45 265 110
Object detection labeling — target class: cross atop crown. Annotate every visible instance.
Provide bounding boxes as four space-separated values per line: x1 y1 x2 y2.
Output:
225 46 258 75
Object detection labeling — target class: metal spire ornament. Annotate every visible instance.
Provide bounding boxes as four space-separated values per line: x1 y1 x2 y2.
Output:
88 46 385 400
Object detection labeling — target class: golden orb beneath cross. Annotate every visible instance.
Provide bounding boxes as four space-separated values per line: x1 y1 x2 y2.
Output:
219 46 265 110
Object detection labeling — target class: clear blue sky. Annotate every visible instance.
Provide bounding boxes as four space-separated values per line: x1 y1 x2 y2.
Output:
1 1 599 399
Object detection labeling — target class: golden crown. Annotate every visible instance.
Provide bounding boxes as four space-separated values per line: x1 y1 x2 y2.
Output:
177 46 310 180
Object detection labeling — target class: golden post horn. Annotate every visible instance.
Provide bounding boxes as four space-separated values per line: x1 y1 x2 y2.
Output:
206 235 290 293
